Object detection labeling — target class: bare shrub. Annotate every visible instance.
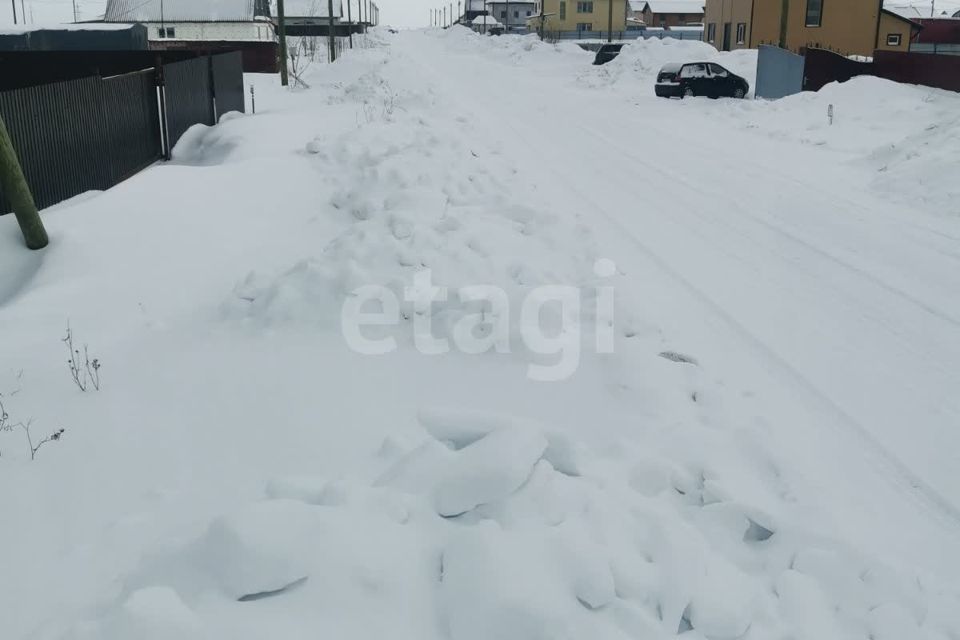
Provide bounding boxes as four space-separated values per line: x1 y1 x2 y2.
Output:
63 323 101 392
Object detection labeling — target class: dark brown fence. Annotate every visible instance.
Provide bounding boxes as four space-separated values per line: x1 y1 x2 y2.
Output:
803 48 872 92
1 51 246 215
873 50 960 93
804 47 960 93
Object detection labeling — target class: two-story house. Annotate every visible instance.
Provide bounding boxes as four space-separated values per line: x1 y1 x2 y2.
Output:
632 0 704 28
528 0 630 34
702 0 920 56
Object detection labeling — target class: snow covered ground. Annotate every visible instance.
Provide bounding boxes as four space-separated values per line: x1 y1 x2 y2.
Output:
2 27 960 640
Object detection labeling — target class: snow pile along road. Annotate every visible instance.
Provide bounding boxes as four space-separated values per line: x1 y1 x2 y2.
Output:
65 407 960 640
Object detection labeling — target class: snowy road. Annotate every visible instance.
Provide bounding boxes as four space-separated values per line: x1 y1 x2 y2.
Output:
4 28 960 640
389 32 960 508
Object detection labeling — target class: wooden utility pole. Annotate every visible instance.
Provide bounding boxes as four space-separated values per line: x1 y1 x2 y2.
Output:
607 0 614 41
0 116 48 250
328 0 337 61
347 0 354 48
779 0 790 48
277 0 289 85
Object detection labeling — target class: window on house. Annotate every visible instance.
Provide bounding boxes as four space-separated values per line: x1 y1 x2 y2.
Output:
527 10 532 16
887 33 902 46
707 22 716 42
158 26 176 38
736 22 746 44
576 22 593 31
514 10 519 17
500 9 506 18
577 2 594 13
805 0 823 27
560 1 566 19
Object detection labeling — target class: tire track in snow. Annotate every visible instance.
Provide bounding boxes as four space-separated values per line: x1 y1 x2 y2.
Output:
394 36 960 532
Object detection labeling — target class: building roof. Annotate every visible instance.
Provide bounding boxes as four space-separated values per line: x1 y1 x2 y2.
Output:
915 17 960 42
104 0 270 22
637 1 704 14
881 7 925 29
471 15 502 25
273 0 344 19
884 4 926 19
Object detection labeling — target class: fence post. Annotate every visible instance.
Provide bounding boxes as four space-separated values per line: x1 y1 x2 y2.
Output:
0 115 49 250
155 58 171 160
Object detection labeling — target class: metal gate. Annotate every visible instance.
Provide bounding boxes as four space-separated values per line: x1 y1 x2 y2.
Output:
755 45 805 100
212 51 245 120
161 56 215 151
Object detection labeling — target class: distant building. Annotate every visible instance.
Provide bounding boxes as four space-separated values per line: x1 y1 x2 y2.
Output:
911 17 960 54
702 0 920 56
528 0 630 34
102 0 277 71
104 0 274 43
487 1 536 31
273 0 355 36
631 0 703 28
463 0 489 24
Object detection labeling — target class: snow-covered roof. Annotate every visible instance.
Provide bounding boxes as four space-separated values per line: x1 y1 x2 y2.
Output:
104 0 270 22
885 4 926 19
636 0 704 14
471 15 502 25
273 0 344 18
0 23 137 35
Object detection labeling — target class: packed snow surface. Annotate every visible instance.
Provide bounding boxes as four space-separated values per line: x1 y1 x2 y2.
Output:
2 27 960 640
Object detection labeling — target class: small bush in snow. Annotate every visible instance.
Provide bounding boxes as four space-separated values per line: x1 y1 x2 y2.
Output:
62 323 101 392
0 389 65 460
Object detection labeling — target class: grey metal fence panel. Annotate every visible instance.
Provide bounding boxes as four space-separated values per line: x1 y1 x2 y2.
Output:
755 44 805 100
910 43 960 56
162 56 215 150
0 68 162 214
212 52 246 120
546 30 703 42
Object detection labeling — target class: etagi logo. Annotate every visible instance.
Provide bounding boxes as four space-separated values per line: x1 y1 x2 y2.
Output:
341 259 617 382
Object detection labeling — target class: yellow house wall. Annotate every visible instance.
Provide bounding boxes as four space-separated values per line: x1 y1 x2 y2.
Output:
876 11 913 51
533 0 629 32
704 0 915 55
703 0 756 50
783 0 880 56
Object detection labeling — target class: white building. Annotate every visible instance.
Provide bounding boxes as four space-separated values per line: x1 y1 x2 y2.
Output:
486 1 536 31
103 0 275 43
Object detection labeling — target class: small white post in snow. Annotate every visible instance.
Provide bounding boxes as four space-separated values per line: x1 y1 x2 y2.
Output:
250 84 256 114
828 104 834 126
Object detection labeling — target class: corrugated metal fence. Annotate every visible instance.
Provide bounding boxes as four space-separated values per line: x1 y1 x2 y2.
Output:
1 51 246 215
543 29 703 42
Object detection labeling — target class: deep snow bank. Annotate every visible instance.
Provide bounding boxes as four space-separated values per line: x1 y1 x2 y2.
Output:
64 407 960 640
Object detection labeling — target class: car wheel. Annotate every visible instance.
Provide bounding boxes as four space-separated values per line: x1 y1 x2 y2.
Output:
683 87 695 99
733 87 746 99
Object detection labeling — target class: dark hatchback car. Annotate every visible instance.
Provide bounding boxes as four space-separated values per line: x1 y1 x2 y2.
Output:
593 44 625 66
655 62 749 99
